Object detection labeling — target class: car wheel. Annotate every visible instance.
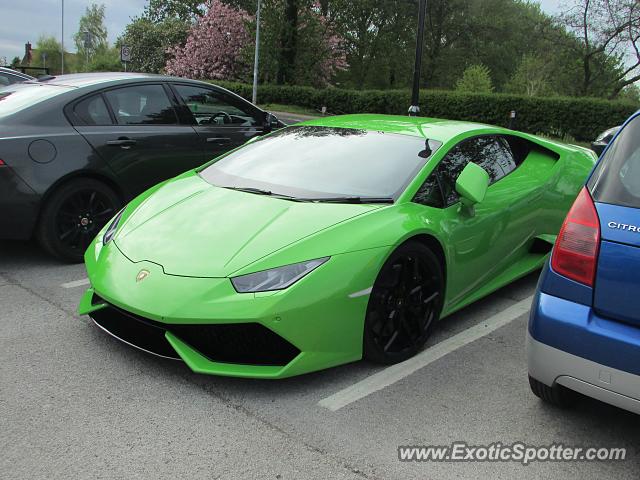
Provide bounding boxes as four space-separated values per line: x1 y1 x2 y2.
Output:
37 178 122 263
528 375 577 408
363 241 444 364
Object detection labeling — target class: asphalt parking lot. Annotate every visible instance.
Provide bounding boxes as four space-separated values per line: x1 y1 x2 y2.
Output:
2 239 639 480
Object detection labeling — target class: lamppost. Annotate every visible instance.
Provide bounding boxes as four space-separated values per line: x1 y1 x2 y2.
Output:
409 0 427 116
252 0 262 104
61 0 64 74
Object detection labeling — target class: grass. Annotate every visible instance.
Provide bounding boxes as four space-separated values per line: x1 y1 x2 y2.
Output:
259 103 320 116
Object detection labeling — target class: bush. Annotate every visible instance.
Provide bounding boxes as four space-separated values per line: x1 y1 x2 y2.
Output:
455 65 494 93
212 81 637 141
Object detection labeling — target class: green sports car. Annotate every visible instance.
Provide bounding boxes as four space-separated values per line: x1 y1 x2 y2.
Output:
78 114 595 378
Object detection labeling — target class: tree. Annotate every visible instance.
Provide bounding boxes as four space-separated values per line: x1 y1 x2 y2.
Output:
34 35 75 74
145 0 207 22
505 54 554 96
119 16 189 73
165 0 251 80
558 0 640 98
74 3 109 68
87 47 123 72
240 0 346 86
455 64 494 93
10 56 21 68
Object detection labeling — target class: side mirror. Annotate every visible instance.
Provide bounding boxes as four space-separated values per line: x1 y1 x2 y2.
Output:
455 162 489 213
263 112 280 132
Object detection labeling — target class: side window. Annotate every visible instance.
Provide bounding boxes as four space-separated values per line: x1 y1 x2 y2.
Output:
413 136 521 208
73 94 112 125
104 85 177 125
433 140 475 206
173 84 260 127
413 175 444 208
474 136 517 184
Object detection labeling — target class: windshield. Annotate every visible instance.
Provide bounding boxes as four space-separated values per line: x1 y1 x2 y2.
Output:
589 115 640 209
199 126 440 201
0 83 72 119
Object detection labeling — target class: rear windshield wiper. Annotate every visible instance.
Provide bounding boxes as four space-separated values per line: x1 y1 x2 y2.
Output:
297 196 394 204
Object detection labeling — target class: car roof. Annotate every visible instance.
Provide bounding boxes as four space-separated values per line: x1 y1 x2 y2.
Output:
30 72 205 89
300 114 501 142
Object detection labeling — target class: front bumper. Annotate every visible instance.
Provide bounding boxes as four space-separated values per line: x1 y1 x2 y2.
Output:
528 291 640 414
79 240 389 378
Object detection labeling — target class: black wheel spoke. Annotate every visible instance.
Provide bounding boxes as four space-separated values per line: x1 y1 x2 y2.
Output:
54 188 117 253
367 250 443 358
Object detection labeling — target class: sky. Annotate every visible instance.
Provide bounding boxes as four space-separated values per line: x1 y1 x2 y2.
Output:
0 0 563 64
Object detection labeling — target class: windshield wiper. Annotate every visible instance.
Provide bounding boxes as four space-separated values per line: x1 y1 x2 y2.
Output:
222 186 300 201
223 186 274 195
297 196 394 204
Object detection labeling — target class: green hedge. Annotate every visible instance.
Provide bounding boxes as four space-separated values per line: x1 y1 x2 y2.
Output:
212 81 638 141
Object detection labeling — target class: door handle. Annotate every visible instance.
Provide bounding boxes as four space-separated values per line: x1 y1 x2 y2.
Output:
206 137 231 145
107 138 137 148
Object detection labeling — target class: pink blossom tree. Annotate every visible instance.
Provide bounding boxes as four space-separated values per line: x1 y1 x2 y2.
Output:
165 0 251 80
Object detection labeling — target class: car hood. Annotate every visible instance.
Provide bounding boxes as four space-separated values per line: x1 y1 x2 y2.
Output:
115 173 382 277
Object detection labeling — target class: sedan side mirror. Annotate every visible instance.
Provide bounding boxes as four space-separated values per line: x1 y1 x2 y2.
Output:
455 162 489 215
263 112 280 132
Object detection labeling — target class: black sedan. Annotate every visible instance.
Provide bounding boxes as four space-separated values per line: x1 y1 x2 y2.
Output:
0 72 282 261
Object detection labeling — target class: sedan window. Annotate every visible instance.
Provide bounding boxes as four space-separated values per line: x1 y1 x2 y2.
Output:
0 83 73 119
104 84 177 125
174 84 260 127
73 94 112 125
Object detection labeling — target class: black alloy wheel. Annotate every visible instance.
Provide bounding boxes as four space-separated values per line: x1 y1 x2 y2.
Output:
363 241 444 364
37 178 121 263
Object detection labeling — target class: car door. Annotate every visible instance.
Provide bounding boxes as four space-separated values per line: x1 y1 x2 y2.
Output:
413 135 536 305
170 83 265 161
71 83 203 196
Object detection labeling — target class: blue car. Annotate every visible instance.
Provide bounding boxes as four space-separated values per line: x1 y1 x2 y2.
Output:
528 111 640 414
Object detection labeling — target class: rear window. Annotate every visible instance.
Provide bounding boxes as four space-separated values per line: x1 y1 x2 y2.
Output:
589 115 640 209
0 84 72 118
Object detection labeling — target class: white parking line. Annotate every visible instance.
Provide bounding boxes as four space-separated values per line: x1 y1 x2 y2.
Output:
61 278 90 289
318 295 534 412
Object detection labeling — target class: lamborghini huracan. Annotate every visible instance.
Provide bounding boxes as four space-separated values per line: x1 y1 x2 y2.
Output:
78 114 595 378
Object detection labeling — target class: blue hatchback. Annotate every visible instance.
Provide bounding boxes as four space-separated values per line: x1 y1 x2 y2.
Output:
528 111 640 414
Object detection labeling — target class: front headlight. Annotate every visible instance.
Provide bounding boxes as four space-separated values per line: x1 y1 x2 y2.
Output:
231 257 330 293
102 209 124 245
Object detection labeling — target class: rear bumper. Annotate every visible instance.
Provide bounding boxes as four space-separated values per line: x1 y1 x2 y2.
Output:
529 289 640 376
527 333 640 414
528 289 640 414
0 165 39 239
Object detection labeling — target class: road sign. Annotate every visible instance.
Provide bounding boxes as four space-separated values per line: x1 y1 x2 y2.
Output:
120 45 131 63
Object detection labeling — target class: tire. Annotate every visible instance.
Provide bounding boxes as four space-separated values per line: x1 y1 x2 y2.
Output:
363 241 444 364
528 375 577 408
37 178 122 263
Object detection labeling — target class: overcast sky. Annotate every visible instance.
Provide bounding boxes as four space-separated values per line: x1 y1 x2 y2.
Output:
0 0 563 64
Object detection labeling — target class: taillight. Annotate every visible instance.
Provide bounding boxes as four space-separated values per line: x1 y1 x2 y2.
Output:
551 187 600 286
0 159 5 166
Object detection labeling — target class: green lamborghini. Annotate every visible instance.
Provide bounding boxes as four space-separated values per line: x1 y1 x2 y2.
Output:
78 114 595 378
